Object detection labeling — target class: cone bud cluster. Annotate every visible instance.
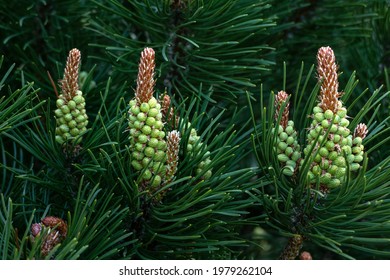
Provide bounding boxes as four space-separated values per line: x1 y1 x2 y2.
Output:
303 105 354 187
128 97 167 189
273 121 302 176
55 90 88 144
30 216 67 256
301 47 368 189
54 48 88 144
184 123 212 180
350 123 368 171
273 91 301 176
166 130 180 183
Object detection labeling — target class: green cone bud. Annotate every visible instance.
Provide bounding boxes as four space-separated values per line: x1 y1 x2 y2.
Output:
131 105 140 115
340 118 349 127
68 100 76 110
353 137 362 145
149 108 159 117
140 102 150 113
313 106 323 114
354 155 363 163
337 108 347 118
285 126 294 135
279 132 288 141
324 110 333 120
128 96 168 192
182 122 213 180
277 154 289 162
142 125 152 135
350 163 360 171
283 166 294 176
301 102 356 189
73 94 84 104
273 119 301 176
286 136 295 145
329 178 341 188
319 147 329 157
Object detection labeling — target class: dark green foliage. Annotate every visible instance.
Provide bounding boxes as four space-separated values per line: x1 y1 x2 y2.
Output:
88 0 285 100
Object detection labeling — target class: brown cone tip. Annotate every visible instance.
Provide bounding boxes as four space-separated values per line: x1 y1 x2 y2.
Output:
317 46 341 113
166 130 180 181
354 123 368 139
61 48 81 100
274 90 290 129
136 47 156 104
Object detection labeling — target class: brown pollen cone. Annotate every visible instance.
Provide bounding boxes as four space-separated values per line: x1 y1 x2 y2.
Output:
353 123 368 139
30 216 68 257
161 94 179 126
317 46 341 113
136 47 156 104
41 216 68 238
274 90 290 129
166 130 180 183
61 48 81 100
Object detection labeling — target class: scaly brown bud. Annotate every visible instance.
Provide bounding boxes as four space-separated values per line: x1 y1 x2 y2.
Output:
353 123 368 140
274 90 290 129
166 130 181 183
160 93 179 126
41 216 68 238
30 216 68 257
41 231 61 256
299 251 313 260
61 48 81 100
317 46 341 113
136 47 155 104
161 94 172 120
31 223 42 237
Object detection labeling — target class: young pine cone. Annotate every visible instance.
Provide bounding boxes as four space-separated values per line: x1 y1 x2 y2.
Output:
184 123 212 180
273 91 301 176
128 48 167 190
128 97 167 188
54 48 88 144
302 47 367 189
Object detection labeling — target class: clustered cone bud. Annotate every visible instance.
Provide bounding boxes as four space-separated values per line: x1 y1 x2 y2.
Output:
128 48 168 195
30 216 67 256
160 93 179 126
166 130 180 183
273 91 301 176
128 48 214 201
351 123 368 169
162 94 213 180
274 90 290 129
128 97 167 190
54 48 88 144
183 122 212 180
301 47 368 189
